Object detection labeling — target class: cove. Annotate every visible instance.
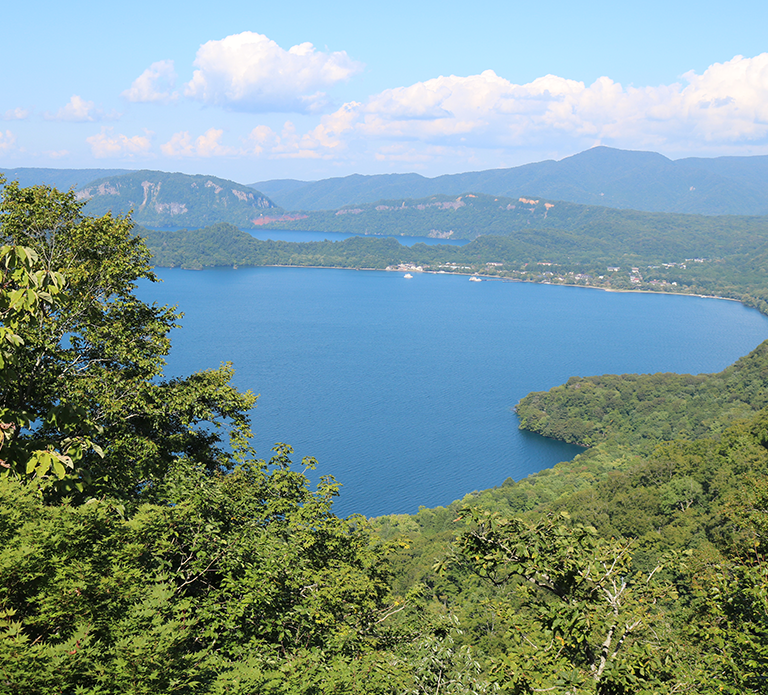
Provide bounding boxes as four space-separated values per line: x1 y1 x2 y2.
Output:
137 267 768 517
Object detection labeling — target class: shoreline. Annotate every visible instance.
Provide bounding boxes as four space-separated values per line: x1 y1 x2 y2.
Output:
164 262 747 307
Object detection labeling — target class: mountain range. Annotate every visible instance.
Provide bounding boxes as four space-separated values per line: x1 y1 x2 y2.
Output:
5 147 768 227
249 146 768 215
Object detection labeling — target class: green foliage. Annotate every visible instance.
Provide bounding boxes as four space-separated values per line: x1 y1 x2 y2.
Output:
0 178 495 694
0 446 408 694
516 340 768 449
0 178 255 500
683 479 768 693
375 359 768 692
449 509 681 693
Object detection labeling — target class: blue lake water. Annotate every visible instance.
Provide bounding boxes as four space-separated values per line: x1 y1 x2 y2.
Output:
146 226 468 246
137 268 768 517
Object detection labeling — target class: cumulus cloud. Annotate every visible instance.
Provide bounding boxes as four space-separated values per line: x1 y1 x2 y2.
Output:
245 125 281 155
675 54 768 141
272 53 768 161
112 52 768 170
86 127 153 158
161 128 236 157
184 31 363 113
4 108 30 121
349 70 625 146
123 60 178 103
45 95 99 122
0 130 17 154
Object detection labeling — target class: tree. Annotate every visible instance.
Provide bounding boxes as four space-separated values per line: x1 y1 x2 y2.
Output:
450 509 684 693
0 177 254 499
686 476 768 693
0 242 71 481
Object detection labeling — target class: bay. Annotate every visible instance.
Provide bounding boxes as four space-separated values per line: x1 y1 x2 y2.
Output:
146 226 468 246
243 228 469 246
137 267 768 517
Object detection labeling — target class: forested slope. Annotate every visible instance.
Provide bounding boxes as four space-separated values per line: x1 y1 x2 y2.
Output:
255 190 768 248
516 339 768 447
373 344 768 693
78 171 277 229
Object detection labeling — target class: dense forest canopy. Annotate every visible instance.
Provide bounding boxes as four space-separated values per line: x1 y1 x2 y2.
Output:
1 178 767 693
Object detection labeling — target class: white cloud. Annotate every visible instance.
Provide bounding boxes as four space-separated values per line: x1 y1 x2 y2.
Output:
3 107 30 121
123 60 178 103
675 54 768 141
86 128 153 158
273 53 768 162
46 95 99 122
245 125 280 155
95 52 768 171
160 131 195 157
184 31 363 113
0 130 17 154
161 128 236 158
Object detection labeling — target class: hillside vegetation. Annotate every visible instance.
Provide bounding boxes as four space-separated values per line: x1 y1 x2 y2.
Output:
371 339 768 693
7 145 768 219
255 190 768 248
516 341 768 448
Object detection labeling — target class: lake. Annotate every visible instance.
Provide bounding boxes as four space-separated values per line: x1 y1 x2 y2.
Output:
243 228 469 246
137 268 768 517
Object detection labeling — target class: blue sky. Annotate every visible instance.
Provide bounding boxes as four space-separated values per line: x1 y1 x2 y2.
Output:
2 0 768 183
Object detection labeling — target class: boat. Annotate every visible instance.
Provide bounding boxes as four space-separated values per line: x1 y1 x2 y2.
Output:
469 276 482 282
404 273 413 279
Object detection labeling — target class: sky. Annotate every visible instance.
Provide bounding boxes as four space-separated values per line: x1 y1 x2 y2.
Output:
2 0 768 184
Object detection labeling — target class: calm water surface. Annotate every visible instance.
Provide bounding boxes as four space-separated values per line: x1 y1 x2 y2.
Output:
243 228 468 246
137 268 768 517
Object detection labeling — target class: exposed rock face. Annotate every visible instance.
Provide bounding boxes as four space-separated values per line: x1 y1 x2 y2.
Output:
77 171 278 228
374 197 467 212
75 181 120 200
155 202 188 216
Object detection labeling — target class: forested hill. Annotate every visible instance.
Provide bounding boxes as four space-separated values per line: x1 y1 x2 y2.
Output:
255 190 768 249
7 146 768 218
371 337 768 693
516 339 768 448
76 171 278 229
143 199 768 316
251 146 768 215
